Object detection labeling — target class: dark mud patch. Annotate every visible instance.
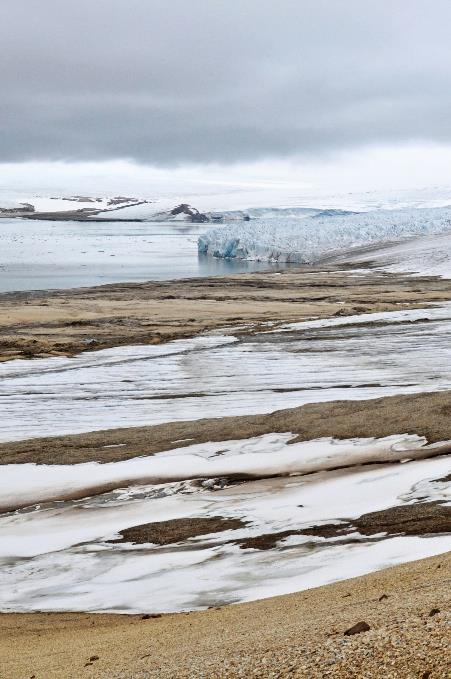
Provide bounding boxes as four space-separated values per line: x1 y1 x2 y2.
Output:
354 501 451 537
108 516 247 546
235 502 451 551
235 525 372 551
234 525 357 551
435 472 451 483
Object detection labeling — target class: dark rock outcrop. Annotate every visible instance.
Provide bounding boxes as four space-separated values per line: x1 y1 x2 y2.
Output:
344 621 371 636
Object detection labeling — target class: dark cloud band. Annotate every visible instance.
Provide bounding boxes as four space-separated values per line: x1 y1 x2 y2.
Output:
1 0 451 164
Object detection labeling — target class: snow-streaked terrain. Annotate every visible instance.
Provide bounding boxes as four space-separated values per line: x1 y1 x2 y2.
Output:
198 206 451 270
1 185 451 615
1 305 451 442
0 444 448 613
3 433 450 512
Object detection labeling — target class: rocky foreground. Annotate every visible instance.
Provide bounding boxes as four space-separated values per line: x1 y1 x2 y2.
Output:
0 553 449 679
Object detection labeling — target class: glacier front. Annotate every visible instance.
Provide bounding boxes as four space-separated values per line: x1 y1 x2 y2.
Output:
198 205 451 264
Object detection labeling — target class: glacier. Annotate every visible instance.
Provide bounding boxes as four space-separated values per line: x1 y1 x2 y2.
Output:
198 205 451 263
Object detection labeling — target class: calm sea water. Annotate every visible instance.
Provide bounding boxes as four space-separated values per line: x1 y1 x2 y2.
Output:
0 219 291 292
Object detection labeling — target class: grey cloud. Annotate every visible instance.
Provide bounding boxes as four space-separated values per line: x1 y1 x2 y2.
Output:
1 0 451 164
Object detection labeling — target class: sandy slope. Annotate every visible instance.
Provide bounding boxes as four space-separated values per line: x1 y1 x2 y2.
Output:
0 553 449 679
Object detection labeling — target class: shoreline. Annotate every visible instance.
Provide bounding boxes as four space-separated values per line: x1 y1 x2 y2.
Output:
0 552 449 678
1 266 450 362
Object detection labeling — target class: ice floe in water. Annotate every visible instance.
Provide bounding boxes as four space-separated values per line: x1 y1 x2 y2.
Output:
1 305 451 441
0 444 449 613
198 205 451 264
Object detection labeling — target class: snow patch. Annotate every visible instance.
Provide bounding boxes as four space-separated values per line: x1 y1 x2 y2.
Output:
2 433 449 513
0 452 449 612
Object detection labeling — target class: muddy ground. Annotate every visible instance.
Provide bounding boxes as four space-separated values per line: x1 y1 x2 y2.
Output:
1 390 450 466
1 267 450 361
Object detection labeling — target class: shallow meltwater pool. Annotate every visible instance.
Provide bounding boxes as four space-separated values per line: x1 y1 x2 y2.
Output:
1 305 451 442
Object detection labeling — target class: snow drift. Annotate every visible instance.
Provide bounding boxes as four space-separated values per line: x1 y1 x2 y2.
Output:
3 433 450 512
198 205 451 263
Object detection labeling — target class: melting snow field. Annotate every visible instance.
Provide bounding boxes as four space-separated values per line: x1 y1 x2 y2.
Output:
3 433 450 513
0 438 449 613
1 305 451 441
332 230 451 279
0 303 450 613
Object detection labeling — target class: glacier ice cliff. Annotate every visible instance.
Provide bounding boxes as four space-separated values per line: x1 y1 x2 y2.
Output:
198 206 451 263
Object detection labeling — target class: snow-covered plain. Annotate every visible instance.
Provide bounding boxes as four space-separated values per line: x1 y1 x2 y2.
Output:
198 205 451 270
0 195 142 214
1 305 451 442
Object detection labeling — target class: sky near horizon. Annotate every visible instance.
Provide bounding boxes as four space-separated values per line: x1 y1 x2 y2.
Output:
2 1 451 195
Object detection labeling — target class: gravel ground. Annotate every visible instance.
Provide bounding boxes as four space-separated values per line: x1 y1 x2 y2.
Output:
1 552 449 679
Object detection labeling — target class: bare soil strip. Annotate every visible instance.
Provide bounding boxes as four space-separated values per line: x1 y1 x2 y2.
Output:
0 552 449 679
233 501 451 551
2 390 450 466
1 267 450 361
104 502 450 550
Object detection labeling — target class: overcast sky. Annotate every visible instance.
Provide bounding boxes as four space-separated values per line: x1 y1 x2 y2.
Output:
2 0 451 168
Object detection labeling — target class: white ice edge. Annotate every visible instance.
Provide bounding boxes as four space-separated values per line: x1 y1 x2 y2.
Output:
198 205 451 270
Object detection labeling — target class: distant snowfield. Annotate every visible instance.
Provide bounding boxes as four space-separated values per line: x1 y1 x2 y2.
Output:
0 195 139 214
2 182 451 215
